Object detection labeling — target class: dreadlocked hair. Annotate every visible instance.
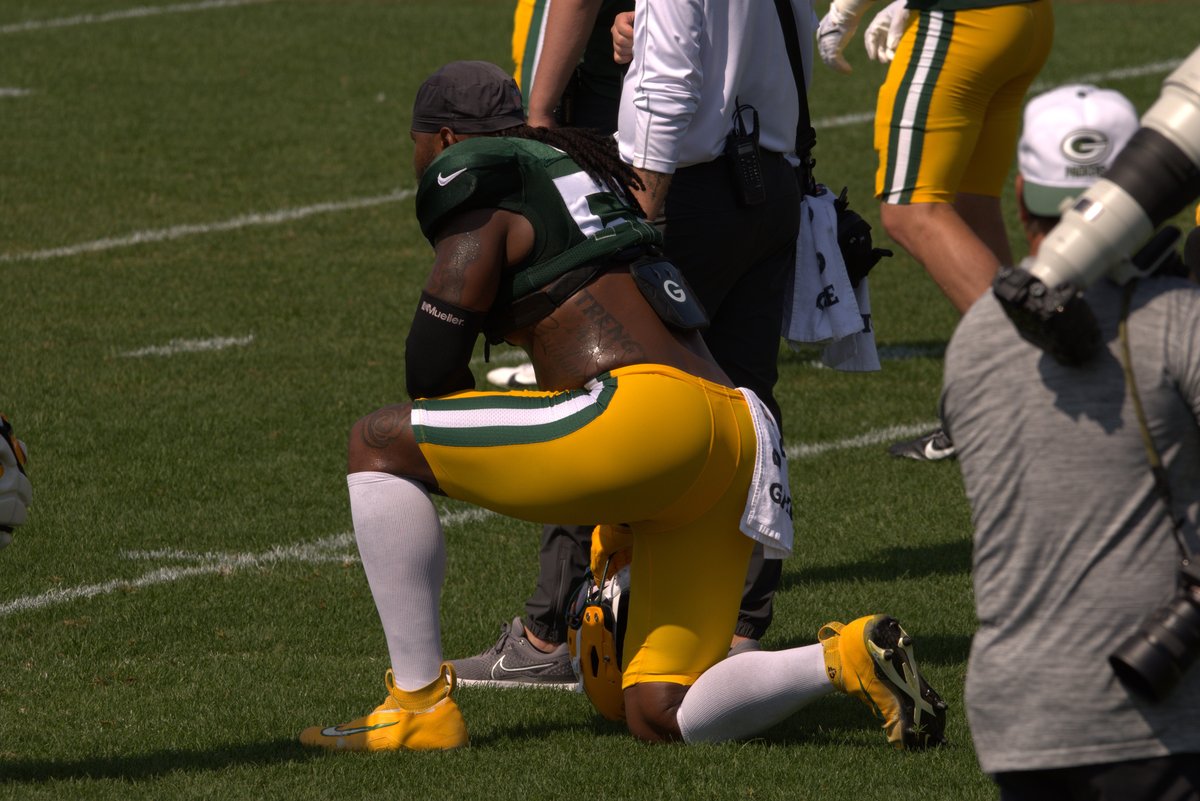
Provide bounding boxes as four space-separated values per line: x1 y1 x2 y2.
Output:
490 125 647 218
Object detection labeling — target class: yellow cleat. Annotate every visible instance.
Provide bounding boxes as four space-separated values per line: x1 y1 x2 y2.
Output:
300 664 468 752
819 614 948 750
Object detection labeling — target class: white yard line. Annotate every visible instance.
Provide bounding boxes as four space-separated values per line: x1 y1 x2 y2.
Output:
1034 59 1184 92
0 189 416 264
120 334 255 358
0 0 278 35
0 509 497 617
0 533 353 617
0 564 236 617
786 421 937 460
0 87 33 97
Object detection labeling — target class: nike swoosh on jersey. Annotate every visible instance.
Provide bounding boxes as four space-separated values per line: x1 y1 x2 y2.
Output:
491 655 557 676
319 721 399 737
437 168 468 187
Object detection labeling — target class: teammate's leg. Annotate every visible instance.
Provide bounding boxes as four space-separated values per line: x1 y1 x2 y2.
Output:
875 1 1052 312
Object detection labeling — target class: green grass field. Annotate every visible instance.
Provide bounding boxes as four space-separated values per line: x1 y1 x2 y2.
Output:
2 2 1198 799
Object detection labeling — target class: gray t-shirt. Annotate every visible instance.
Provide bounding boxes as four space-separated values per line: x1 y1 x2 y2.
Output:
941 278 1200 774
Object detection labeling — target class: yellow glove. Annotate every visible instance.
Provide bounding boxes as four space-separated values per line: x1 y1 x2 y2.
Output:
590 524 633 585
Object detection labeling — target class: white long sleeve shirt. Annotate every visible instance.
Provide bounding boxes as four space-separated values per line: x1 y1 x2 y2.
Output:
617 0 817 173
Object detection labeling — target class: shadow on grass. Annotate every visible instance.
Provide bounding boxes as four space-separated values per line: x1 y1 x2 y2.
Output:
459 717 624 746
1 719 596 782
748 694 965 749
779 339 948 364
0 738 318 784
781 539 972 589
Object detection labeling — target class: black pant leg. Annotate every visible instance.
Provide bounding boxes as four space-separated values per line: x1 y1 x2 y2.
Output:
735 541 782 640
523 523 592 645
661 153 800 428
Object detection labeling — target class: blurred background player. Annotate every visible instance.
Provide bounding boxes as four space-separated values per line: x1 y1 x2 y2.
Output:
513 0 633 132
0 413 31 550
816 0 1053 460
943 84 1200 799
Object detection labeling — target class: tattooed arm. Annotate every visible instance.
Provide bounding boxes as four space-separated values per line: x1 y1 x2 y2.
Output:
629 167 672 223
404 208 530 399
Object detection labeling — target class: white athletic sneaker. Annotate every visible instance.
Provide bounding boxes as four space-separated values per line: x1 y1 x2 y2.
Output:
485 363 538 389
887 428 955 462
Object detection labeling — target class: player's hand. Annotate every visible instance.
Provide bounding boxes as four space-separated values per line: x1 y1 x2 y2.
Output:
0 414 31 548
612 10 634 65
863 0 907 64
817 1 864 74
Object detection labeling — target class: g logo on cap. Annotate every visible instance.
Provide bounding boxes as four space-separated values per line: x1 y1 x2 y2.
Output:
1061 130 1111 165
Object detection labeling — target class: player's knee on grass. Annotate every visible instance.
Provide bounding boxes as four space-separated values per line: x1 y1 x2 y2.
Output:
624 682 687 743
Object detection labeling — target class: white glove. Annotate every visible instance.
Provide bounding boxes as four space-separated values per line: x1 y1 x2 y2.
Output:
0 414 31 545
863 0 908 65
817 0 873 74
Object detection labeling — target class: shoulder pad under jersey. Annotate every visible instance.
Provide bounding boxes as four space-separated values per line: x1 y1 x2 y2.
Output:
415 138 525 244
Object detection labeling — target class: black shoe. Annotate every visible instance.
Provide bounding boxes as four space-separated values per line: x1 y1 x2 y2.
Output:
888 428 955 462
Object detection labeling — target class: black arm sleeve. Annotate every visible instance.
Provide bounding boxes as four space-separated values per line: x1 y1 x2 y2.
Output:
405 292 486 399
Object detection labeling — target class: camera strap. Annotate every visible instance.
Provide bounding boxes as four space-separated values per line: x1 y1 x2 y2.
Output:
1118 279 1194 569
772 0 816 193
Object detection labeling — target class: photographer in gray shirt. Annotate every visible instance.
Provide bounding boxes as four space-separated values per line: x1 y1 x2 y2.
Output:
942 83 1200 800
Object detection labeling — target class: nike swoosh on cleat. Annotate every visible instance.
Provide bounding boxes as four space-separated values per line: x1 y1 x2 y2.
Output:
319 722 399 737
922 441 954 460
855 671 885 721
491 655 557 677
437 168 468 187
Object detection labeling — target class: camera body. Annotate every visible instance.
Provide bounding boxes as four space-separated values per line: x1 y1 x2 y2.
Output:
1109 560 1200 703
992 262 1101 366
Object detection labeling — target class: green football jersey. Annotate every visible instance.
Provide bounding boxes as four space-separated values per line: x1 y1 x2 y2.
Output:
415 136 660 306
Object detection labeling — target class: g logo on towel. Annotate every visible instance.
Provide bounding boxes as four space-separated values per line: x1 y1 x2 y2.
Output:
769 482 793 519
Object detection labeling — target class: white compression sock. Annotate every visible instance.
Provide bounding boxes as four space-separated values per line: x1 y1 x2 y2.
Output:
347 471 446 691
676 645 834 743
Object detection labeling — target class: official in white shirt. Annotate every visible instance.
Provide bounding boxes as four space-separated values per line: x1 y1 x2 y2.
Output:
615 0 817 646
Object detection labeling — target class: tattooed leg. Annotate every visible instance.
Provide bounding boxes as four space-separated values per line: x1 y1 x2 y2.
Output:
348 402 439 489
